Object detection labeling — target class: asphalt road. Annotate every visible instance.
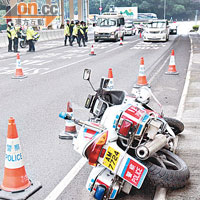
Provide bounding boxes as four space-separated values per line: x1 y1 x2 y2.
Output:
0 31 190 200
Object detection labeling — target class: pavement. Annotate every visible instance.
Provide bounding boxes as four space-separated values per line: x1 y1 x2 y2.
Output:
167 33 200 200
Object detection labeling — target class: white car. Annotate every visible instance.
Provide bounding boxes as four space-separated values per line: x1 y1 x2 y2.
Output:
143 19 169 42
124 23 136 36
169 22 178 35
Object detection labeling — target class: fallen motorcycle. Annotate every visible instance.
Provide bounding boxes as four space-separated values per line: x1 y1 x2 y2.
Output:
59 69 189 200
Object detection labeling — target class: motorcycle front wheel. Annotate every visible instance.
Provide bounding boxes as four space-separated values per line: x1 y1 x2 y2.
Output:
20 41 27 48
164 117 184 135
145 149 190 189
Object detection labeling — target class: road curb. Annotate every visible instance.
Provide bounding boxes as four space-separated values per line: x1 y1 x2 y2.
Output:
153 35 193 200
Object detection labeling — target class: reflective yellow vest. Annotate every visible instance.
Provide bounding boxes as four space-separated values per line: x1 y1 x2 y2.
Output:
10 27 18 40
26 27 35 40
64 24 70 36
72 25 78 36
7 27 11 38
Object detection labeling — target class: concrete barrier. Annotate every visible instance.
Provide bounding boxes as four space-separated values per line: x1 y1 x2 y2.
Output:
0 34 8 48
0 29 64 48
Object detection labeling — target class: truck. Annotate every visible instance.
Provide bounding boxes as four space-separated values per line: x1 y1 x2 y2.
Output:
94 12 125 42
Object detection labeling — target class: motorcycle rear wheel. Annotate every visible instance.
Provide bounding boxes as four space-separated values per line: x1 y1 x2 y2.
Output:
20 41 27 48
145 149 190 189
164 117 184 135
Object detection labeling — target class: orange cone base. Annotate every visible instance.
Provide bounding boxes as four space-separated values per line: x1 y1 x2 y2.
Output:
0 180 42 200
65 126 77 133
1 167 31 192
89 53 96 56
133 83 151 88
59 130 77 140
12 75 28 79
165 71 179 75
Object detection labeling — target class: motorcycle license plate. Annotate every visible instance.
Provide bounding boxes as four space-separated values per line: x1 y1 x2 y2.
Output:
120 158 148 189
103 146 120 171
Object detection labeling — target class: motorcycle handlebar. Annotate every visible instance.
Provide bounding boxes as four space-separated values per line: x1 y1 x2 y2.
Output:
59 112 72 120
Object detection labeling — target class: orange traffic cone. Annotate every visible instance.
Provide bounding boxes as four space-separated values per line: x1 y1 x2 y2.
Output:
89 45 96 56
165 49 179 75
0 117 42 200
107 68 114 90
134 57 150 88
119 37 123 46
139 31 142 38
59 102 77 139
12 53 27 79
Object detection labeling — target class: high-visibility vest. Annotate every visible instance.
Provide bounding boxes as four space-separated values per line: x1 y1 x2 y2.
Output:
10 27 18 40
69 23 74 35
26 27 35 40
83 25 88 33
72 25 78 36
64 24 70 36
79 25 84 35
7 27 11 38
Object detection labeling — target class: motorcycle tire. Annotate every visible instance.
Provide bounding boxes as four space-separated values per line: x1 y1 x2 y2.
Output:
164 117 184 135
20 41 27 48
145 149 190 189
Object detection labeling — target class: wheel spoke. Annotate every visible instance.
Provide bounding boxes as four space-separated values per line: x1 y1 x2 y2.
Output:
162 159 178 169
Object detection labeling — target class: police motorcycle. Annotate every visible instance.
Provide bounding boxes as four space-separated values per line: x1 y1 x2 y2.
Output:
19 28 28 48
19 28 40 48
59 69 189 200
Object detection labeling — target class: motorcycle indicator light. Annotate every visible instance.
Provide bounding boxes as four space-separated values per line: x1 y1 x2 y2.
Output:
85 131 108 166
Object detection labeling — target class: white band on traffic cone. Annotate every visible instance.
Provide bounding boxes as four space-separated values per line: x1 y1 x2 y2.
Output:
169 55 175 66
107 78 114 90
139 65 146 76
5 138 24 169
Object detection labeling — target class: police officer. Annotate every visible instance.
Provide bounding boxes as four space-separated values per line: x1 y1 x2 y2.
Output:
71 21 80 46
7 22 13 52
10 24 20 53
26 26 36 52
79 21 86 47
83 22 88 42
69 20 74 45
64 20 70 46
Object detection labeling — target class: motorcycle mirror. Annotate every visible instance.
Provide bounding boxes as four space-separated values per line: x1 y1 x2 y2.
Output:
83 69 91 81
83 69 96 92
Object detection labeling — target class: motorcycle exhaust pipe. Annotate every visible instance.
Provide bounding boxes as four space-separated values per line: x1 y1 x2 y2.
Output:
136 134 167 160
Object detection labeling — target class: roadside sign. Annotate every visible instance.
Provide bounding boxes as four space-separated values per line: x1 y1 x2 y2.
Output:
99 7 103 11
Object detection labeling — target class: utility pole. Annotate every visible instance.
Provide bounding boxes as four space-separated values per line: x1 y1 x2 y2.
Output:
164 0 166 19
100 0 102 15
195 10 198 25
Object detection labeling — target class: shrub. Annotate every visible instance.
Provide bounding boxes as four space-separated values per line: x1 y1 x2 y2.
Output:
193 25 199 31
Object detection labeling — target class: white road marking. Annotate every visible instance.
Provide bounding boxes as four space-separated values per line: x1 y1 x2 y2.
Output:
0 67 50 75
44 157 87 200
176 35 193 120
104 46 122 53
36 60 53 66
41 56 93 75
